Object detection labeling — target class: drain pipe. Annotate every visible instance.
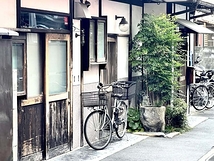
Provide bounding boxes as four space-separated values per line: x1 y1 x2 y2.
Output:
128 3 132 81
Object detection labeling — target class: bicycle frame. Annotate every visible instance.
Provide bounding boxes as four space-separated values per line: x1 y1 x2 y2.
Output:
98 97 123 131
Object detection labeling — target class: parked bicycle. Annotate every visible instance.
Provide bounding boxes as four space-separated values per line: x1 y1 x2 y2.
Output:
81 81 136 150
190 83 209 110
189 59 214 110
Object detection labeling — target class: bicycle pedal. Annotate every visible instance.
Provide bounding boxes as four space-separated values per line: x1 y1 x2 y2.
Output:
115 119 124 125
113 123 118 129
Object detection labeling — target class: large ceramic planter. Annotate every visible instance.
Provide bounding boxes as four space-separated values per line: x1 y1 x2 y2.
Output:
140 106 166 132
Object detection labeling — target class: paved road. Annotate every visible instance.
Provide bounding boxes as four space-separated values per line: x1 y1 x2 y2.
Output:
101 108 214 161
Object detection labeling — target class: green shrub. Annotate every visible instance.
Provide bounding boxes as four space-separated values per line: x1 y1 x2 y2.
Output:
127 108 143 132
165 97 190 133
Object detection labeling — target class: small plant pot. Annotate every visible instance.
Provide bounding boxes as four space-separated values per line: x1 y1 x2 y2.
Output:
140 106 166 132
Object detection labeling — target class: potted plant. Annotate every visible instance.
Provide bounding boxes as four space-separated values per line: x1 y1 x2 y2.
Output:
129 14 185 132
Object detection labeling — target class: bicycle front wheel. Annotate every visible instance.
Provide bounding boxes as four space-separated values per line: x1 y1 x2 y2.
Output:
84 110 112 150
192 85 209 111
115 101 128 138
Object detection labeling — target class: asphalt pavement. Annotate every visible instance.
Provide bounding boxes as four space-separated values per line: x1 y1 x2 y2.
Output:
48 107 214 161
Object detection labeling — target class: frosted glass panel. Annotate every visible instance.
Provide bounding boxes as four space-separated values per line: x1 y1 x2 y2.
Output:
48 40 67 95
12 43 24 92
97 22 105 62
90 21 95 61
27 33 43 97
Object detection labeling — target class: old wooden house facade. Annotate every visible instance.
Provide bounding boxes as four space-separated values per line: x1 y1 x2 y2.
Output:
1 0 214 161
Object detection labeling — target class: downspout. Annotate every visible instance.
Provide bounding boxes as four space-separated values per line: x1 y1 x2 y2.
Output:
141 1 145 105
128 3 132 81
98 0 102 83
17 0 21 28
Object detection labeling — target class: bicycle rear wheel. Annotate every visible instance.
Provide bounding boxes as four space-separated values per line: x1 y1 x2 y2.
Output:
84 110 112 150
115 101 128 138
192 85 209 110
206 84 214 109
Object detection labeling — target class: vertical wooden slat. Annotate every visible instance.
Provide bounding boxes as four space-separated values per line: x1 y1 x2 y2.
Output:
44 34 50 159
61 101 64 144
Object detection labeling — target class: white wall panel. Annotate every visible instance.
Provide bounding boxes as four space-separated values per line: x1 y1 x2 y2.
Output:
73 20 81 85
21 0 69 13
87 0 99 17
117 36 129 80
83 65 99 84
72 20 82 149
102 0 130 34
72 85 81 149
0 0 16 28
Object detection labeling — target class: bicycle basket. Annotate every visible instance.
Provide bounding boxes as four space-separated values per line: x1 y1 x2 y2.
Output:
81 91 107 107
112 81 136 100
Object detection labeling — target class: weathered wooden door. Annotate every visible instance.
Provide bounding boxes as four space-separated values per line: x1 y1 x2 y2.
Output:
45 34 71 159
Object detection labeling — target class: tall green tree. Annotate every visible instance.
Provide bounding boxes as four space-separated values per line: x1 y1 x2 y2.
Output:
130 14 185 106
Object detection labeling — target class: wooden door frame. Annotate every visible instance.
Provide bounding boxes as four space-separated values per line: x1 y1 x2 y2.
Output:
44 33 71 159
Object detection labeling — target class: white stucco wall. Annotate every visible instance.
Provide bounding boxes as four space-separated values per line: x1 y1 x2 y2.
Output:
117 36 129 80
0 0 16 28
21 0 69 13
102 0 130 35
83 65 99 84
87 0 99 17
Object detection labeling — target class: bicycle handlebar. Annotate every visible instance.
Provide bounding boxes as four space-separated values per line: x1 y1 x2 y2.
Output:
97 82 124 90
97 82 124 98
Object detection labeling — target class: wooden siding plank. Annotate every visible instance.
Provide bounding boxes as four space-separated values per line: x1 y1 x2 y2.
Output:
18 103 44 159
21 95 43 106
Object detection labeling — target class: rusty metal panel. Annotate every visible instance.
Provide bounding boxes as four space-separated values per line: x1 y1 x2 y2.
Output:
18 103 44 160
0 39 13 161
